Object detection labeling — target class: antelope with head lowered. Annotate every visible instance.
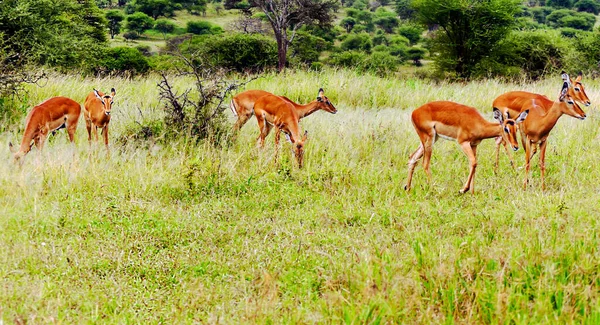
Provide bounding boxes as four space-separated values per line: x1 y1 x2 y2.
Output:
9 96 81 162
404 101 528 194
230 88 337 135
84 88 116 150
516 82 586 190
492 72 591 169
253 92 309 168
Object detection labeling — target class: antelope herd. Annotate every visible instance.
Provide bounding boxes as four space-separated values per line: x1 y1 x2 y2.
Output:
8 72 592 193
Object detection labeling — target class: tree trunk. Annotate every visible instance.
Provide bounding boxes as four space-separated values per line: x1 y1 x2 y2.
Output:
276 34 287 72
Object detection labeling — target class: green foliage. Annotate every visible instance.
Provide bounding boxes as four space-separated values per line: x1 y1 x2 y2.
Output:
106 10 126 39
126 12 155 36
93 46 151 75
574 0 600 14
530 6 555 24
480 30 569 79
360 51 400 75
546 9 596 30
413 0 520 78
546 0 574 8
372 30 389 45
341 33 373 52
0 0 108 70
407 47 426 66
131 0 178 19
515 17 546 30
572 29 600 71
395 0 416 20
186 21 223 35
340 17 357 32
183 33 277 72
374 15 400 33
328 51 368 68
155 18 177 39
397 24 423 45
560 27 582 37
289 32 328 65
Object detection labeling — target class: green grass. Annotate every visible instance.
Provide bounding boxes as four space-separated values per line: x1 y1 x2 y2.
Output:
1 69 600 323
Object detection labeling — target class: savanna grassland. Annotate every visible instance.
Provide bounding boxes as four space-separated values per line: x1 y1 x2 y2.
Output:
1 69 600 324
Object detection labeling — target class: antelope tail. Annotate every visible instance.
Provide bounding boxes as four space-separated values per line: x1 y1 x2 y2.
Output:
229 99 238 117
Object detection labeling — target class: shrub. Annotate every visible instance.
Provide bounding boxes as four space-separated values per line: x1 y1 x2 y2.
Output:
360 52 399 76
530 6 554 24
123 31 139 41
135 45 152 56
407 47 427 66
155 18 177 39
574 0 600 14
289 32 328 65
186 21 223 35
397 25 423 45
328 51 368 68
93 46 151 75
560 27 582 37
183 33 277 72
126 12 154 36
341 33 372 52
546 9 595 30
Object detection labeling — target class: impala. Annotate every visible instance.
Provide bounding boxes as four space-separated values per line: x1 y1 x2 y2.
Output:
9 96 81 162
404 101 528 194
253 93 309 168
517 83 586 190
83 88 115 150
230 88 336 134
492 72 591 169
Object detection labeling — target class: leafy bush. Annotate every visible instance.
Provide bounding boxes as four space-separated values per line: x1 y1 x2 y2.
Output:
397 25 423 45
186 21 223 35
546 9 595 30
126 12 154 36
289 32 328 65
328 51 368 68
182 33 277 72
360 51 399 75
407 47 427 66
93 47 151 76
560 27 582 37
574 0 600 14
478 30 570 79
155 18 177 39
530 6 555 24
341 33 372 52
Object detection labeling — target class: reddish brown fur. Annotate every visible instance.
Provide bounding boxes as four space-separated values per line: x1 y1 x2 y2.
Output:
230 89 336 136
253 94 308 168
405 101 527 194
517 91 586 190
9 96 81 161
492 73 591 169
84 89 115 150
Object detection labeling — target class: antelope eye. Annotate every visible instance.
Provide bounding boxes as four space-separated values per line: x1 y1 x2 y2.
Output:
504 127 510 133
575 87 580 91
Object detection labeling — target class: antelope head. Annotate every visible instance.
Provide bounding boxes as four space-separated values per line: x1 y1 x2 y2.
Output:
286 130 308 168
558 81 586 120
94 88 116 116
316 88 337 114
494 107 528 151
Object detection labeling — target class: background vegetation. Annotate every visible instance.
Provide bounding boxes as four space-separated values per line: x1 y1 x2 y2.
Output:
1 0 600 323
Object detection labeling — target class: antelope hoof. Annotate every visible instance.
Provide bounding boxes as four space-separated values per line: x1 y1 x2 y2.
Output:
459 187 469 194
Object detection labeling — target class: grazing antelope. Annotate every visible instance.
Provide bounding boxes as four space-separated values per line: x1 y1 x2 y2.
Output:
83 88 115 150
404 101 528 194
253 93 309 168
230 88 337 134
9 96 81 162
492 72 591 169
517 82 586 190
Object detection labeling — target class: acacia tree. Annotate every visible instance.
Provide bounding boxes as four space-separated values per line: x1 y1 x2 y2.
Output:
227 0 338 72
413 0 519 78
106 10 125 39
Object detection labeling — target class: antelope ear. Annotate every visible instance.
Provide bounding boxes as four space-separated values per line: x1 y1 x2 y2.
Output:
285 133 292 144
516 110 529 123
575 72 582 83
111 88 116 97
94 89 102 99
493 107 503 124
317 88 324 99
559 82 568 101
